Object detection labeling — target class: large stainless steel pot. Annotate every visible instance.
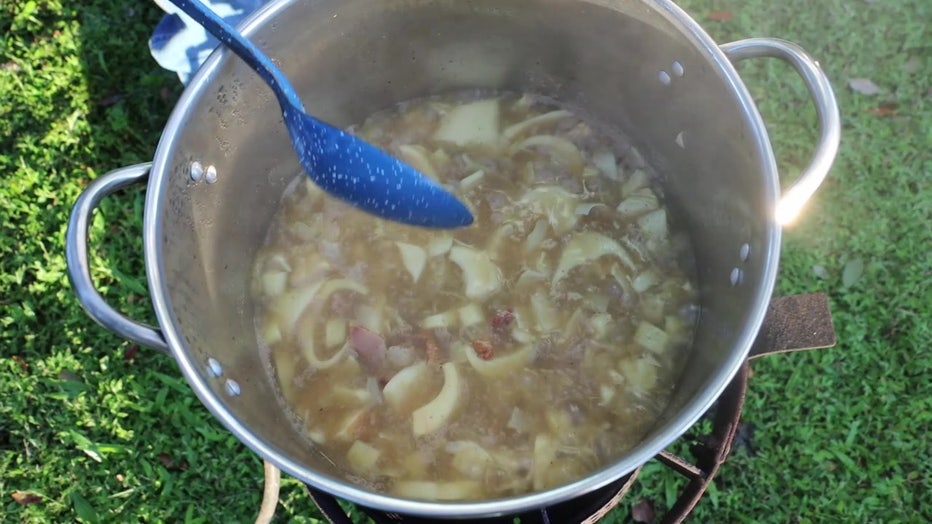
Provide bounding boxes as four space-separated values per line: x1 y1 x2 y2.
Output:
66 0 839 517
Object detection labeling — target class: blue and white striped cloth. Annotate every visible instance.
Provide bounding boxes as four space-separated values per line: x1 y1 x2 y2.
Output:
148 0 268 84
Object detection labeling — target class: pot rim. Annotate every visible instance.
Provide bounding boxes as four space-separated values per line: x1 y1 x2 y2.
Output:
144 0 781 517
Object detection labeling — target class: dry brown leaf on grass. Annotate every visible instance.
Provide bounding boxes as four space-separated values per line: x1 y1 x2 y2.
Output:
867 103 899 117
848 78 881 95
632 497 657 523
707 10 734 21
12 491 42 506
158 452 190 471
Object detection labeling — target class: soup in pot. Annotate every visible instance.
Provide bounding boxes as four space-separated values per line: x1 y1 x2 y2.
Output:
251 93 699 500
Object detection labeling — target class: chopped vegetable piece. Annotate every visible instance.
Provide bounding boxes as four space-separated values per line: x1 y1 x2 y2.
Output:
589 313 613 339
447 441 493 479
356 304 384 333
532 434 559 490
519 186 580 235
334 408 371 441
261 271 288 297
427 234 454 257
592 150 619 180
383 361 430 413
512 135 584 176
459 169 485 192
346 440 381 473
634 321 670 354
434 99 501 146
619 357 659 395
616 187 659 219
395 242 428 283
272 350 296 402
393 480 481 500
621 169 649 197
325 319 347 349
449 245 503 300
524 219 549 253
261 318 282 346
297 323 349 370
637 208 669 246
421 309 457 329
398 145 439 180
465 343 536 378
412 362 462 436
574 202 608 216
632 270 659 293
552 232 637 290
458 303 485 327
501 110 573 143
530 291 560 331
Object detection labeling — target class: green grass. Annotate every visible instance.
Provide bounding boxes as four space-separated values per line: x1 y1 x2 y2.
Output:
1 0 929 522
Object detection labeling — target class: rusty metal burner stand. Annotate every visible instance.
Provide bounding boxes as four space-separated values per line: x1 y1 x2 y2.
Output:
305 293 836 524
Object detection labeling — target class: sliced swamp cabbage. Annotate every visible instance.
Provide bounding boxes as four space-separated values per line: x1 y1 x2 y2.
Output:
398 145 438 180
501 109 572 143
619 356 659 395
261 318 283 346
449 245 503 300
426 233 454 257
325 318 347 349
515 269 548 291
621 169 650 197
446 440 494 479
574 202 608 216
261 271 288 297
383 361 430 414
634 320 670 354
552 232 637 290
346 440 381 473
459 169 485 192
591 150 619 180
393 480 481 501
530 291 560 332
334 407 370 442
298 324 350 370
616 186 659 219
434 99 500 147
412 362 462 436
421 308 458 330
273 280 324 334
512 135 584 176
524 219 549 253
356 303 384 333
458 303 485 328
395 242 427 283
519 186 580 236
632 270 659 293
465 343 536 378
637 208 670 246
272 350 297 403
532 434 559 490
589 313 613 340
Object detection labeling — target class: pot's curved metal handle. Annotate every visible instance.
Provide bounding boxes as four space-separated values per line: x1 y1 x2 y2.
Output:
721 38 841 225
65 163 170 353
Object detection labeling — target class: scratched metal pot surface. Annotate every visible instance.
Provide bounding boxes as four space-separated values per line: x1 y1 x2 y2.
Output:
66 0 839 517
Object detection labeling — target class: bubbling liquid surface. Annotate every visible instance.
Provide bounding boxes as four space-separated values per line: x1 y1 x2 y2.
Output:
252 92 699 500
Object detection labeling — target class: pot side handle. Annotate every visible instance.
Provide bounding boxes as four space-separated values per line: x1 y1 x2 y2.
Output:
721 38 841 226
65 163 170 354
